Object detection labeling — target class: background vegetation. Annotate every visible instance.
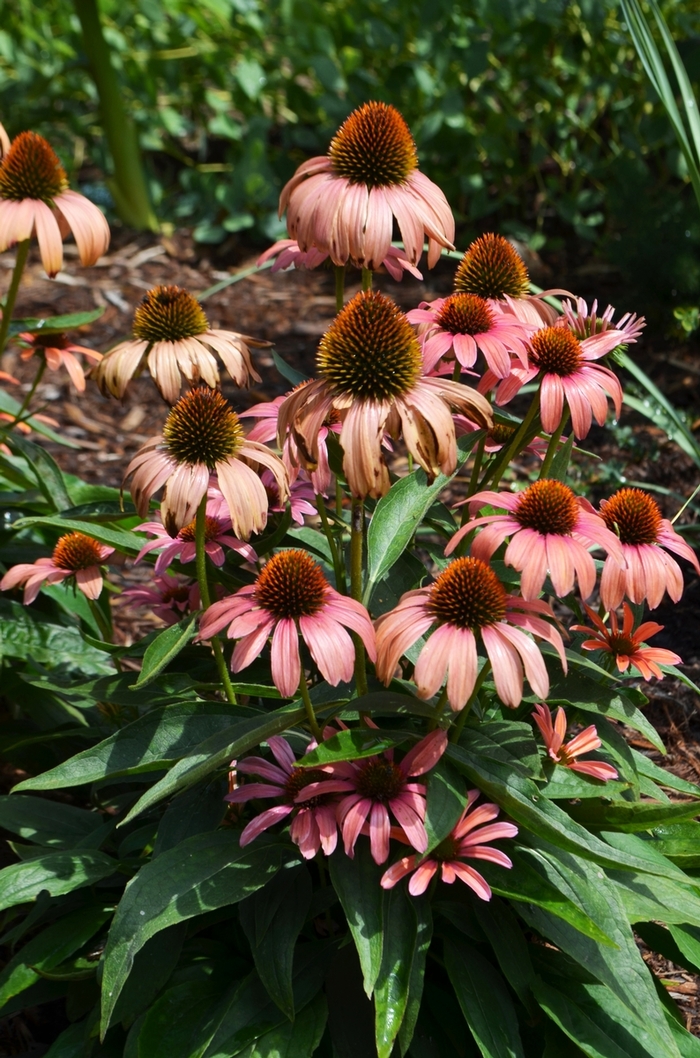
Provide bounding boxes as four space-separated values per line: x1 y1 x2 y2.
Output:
2 0 700 304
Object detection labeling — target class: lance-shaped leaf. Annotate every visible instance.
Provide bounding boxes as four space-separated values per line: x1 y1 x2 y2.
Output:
132 615 198 688
0 851 117 911
328 843 384 997
445 934 526 1058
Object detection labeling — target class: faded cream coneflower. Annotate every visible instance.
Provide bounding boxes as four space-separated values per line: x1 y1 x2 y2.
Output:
277 290 492 498
0 127 109 276
279 101 455 270
94 285 265 404
123 387 288 538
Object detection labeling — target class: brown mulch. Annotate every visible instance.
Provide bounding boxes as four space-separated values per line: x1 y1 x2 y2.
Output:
2 228 700 1041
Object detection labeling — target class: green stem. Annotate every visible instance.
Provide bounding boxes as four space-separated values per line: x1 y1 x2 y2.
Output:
4 360 46 434
428 687 448 731
72 0 157 231
0 240 30 358
452 360 462 382
466 436 486 500
538 409 570 479
361 268 373 292
334 265 346 313
299 673 322 741
477 391 540 493
87 596 122 672
316 492 346 592
195 496 237 705
350 497 368 696
449 661 491 743
335 480 343 519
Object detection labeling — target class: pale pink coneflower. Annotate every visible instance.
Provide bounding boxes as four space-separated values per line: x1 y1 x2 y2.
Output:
380 789 517 898
261 468 317 525
597 488 700 610
453 233 571 327
198 549 376 697
532 703 618 781
277 290 491 499
0 127 109 277
279 101 454 270
123 387 288 538
0 531 113 603
94 285 266 404
375 556 566 710
257 238 423 281
119 573 200 626
561 297 645 349
14 331 102 393
447 479 625 601
406 293 532 379
296 729 448 865
133 491 257 574
572 602 682 680
240 384 342 496
226 734 340 858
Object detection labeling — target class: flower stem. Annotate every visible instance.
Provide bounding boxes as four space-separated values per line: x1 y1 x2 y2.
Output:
335 265 346 313
452 361 461 382
478 391 540 492
361 268 373 292
466 436 486 500
449 661 491 743
428 687 448 731
195 496 237 705
0 239 30 358
316 492 346 592
538 409 570 479
350 497 368 696
299 673 322 741
3 359 46 435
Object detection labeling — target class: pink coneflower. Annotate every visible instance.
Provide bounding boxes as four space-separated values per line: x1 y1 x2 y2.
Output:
1 531 113 603
134 492 256 574
94 285 266 404
297 729 447 865
279 102 454 270
240 384 342 495
561 297 645 349
375 556 566 710
447 479 624 601
598 488 700 610
0 130 109 276
406 293 531 379
123 387 288 538
532 703 618 781
257 238 423 281
572 602 682 680
226 735 340 858
261 468 316 525
119 573 200 626
14 331 102 393
453 234 570 326
198 549 376 696
277 290 491 498
380 789 517 898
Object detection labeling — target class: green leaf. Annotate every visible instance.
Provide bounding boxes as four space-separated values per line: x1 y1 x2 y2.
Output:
12 514 144 555
548 433 575 482
445 738 689 882
366 432 482 593
0 389 78 447
297 727 402 767
10 307 105 334
272 348 308 386
567 799 700 833
239 992 327 1058
374 887 422 1058
135 975 231 1058
6 434 72 511
517 845 681 1058
476 898 536 1011
0 850 117 911
100 832 299 1034
43 1020 90 1058
669 924 700 975
239 865 312 1019
444 934 525 1058
423 758 465 855
14 702 255 791
153 778 227 856
0 904 111 1006
120 704 308 823
328 842 384 997
631 750 700 799
132 615 198 687
0 598 113 673
112 922 187 1028
0 795 104 848
533 977 644 1058
202 945 333 1058
397 896 432 1057
548 668 664 754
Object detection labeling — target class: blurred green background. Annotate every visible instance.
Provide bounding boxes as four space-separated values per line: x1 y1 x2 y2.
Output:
2 0 700 305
